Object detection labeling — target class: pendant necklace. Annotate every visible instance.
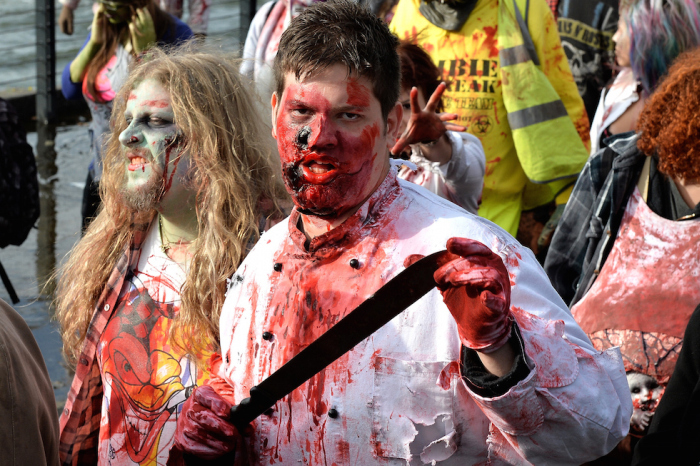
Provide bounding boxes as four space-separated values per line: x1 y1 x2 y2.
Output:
159 215 192 254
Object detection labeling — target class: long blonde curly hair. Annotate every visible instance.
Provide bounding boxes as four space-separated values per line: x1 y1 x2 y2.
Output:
56 46 288 367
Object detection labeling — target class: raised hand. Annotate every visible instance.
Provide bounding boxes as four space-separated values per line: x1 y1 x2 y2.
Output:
391 82 465 157
59 4 75 36
630 409 654 433
405 238 512 354
129 7 157 54
89 4 107 46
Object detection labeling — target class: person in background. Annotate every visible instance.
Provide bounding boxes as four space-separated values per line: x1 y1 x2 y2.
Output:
59 0 209 37
0 298 60 466
394 40 485 214
61 0 192 232
589 0 700 153
55 48 287 465
545 47 700 463
390 0 591 245
631 303 700 465
240 0 325 111
555 0 619 123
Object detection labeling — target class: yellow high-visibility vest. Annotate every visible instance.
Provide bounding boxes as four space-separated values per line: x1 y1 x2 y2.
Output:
391 0 589 236
498 0 589 209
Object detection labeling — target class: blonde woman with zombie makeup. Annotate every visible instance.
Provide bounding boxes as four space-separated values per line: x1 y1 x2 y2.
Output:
55 49 287 465
61 0 192 231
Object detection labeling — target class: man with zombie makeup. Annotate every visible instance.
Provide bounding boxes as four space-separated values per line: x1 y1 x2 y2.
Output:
61 0 192 231
173 2 630 464
55 49 286 466
546 47 700 463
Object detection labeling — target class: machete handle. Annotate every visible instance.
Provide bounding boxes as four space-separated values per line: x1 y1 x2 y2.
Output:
229 385 276 434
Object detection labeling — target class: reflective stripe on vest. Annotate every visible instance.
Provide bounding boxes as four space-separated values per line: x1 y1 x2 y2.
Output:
499 44 531 67
507 101 569 130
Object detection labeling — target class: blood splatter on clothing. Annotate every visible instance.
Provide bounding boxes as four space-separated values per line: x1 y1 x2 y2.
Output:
218 170 631 465
572 187 700 382
572 187 700 437
96 224 212 465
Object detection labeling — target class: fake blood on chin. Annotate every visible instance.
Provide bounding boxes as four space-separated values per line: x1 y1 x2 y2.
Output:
279 125 382 219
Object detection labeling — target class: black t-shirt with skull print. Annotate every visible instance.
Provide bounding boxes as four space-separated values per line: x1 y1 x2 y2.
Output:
556 0 619 120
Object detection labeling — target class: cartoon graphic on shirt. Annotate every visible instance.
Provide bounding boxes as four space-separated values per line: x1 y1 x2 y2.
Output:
98 270 210 465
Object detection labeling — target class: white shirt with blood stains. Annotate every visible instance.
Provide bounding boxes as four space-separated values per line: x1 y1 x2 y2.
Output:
218 172 632 465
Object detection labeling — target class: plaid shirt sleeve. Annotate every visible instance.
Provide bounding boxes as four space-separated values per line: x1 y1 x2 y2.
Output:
544 151 609 305
58 221 151 466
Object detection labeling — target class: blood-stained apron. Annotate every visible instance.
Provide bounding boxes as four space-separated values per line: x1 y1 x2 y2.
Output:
572 187 700 384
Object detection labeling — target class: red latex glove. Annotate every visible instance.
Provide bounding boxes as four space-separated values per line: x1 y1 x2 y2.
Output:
405 238 512 353
391 83 466 157
171 385 241 461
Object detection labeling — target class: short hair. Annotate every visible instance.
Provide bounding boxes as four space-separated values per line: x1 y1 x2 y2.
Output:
273 0 400 120
637 47 700 181
398 40 444 112
625 0 700 95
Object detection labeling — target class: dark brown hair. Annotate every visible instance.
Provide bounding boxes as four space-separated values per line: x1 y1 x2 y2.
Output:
85 0 174 102
637 47 700 180
397 40 444 112
273 0 400 120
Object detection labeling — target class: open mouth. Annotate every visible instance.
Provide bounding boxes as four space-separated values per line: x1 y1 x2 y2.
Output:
300 159 339 183
128 153 149 172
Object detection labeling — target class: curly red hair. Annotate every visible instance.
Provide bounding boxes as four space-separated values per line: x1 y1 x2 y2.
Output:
637 48 700 180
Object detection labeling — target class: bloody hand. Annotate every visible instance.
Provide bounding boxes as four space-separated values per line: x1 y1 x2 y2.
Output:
391 83 465 157
406 238 512 353
172 385 241 461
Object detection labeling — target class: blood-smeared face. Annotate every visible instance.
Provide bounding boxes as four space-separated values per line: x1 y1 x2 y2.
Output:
118 79 191 212
272 65 397 219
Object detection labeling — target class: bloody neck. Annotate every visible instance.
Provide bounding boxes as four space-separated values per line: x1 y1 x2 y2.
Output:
298 160 391 241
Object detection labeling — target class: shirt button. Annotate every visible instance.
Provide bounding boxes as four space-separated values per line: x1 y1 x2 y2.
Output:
273 263 283 272
64 408 69 415
80 358 88 366
349 259 360 269
328 408 339 419
262 331 274 341
103 304 110 311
